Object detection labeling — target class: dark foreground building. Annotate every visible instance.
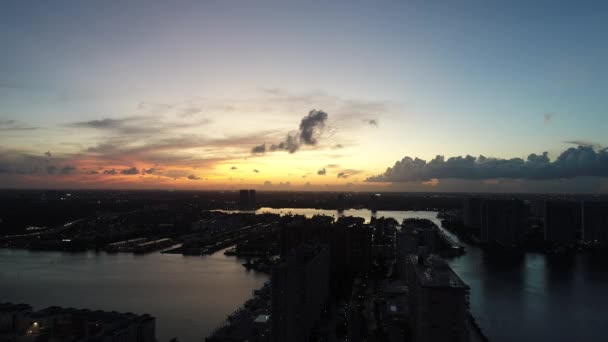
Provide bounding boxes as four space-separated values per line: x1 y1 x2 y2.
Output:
544 200 580 243
271 245 330 342
582 200 608 243
239 189 257 209
0 303 156 342
406 255 470 342
480 199 527 245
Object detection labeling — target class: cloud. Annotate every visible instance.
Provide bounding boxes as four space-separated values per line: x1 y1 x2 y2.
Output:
333 144 344 149
103 169 118 175
367 119 378 127
251 144 266 154
187 174 201 180
69 116 210 135
317 168 326 175
367 145 608 182
120 167 140 175
253 109 328 154
253 169 260 173
142 168 158 174
0 119 38 131
544 113 555 124
563 140 603 150
299 110 328 145
0 149 73 175
61 166 76 174
337 172 348 179
230 166 238 170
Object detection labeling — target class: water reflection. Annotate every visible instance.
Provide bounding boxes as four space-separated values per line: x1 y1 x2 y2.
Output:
3 208 608 342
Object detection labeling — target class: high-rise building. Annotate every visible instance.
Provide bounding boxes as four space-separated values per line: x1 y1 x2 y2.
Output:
582 200 608 243
406 255 470 342
271 245 330 342
544 200 580 243
239 189 257 209
480 199 527 245
463 196 483 231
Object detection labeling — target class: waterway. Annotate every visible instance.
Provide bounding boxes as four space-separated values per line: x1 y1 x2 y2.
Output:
2 208 607 342
0 247 267 342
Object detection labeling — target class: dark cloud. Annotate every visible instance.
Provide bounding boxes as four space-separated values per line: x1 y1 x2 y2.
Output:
230 166 238 170
61 166 76 174
121 167 139 175
0 149 73 175
103 169 118 175
253 109 328 154
317 168 327 175
0 119 38 131
69 116 210 135
337 172 348 179
299 110 328 145
368 119 378 127
563 140 603 150
187 174 201 180
142 168 158 174
333 144 344 149
253 169 260 173
251 144 266 154
367 146 608 182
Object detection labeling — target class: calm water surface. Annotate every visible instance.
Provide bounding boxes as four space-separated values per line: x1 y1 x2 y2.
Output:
0 248 267 342
2 208 607 342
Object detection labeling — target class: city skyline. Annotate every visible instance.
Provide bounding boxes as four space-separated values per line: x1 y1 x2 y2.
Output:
1 1 607 192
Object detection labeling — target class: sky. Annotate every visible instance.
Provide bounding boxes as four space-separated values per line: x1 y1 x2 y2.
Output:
1 0 607 192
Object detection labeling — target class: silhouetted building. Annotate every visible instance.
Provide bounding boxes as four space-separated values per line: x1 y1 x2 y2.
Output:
271 245 330 342
544 200 580 243
0 303 155 342
406 255 469 342
239 189 257 209
582 200 608 243
480 199 527 245
463 196 483 231
0 303 32 337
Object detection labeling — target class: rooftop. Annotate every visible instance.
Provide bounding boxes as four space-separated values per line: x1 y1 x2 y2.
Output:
409 255 469 289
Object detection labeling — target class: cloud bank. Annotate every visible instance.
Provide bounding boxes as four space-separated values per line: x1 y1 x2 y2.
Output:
367 146 608 182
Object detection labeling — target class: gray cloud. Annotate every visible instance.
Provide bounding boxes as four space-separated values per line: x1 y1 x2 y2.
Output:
251 144 266 154
61 166 76 174
69 116 210 135
368 119 378 127
187 174 201 180
0 119 38 131
337 172 348 179
103 169 118 175
367 146 608 182
253 109 328 154
299 110 328 145
544 113 555 124
563 140 603 150
317 168 326 175
121 167 139 175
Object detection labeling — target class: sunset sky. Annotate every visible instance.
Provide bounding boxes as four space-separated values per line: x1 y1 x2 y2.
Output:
1 1 607 192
